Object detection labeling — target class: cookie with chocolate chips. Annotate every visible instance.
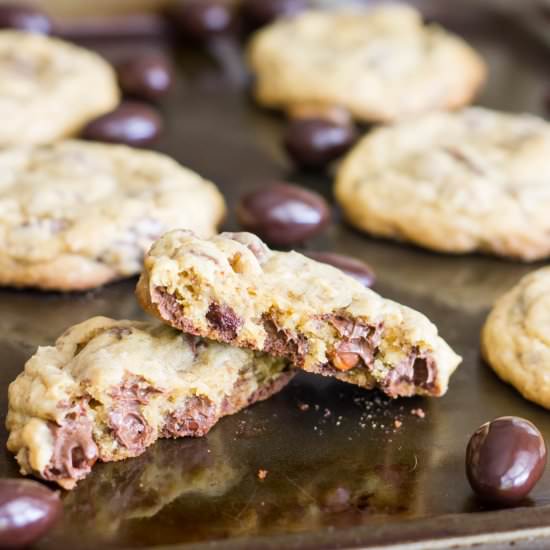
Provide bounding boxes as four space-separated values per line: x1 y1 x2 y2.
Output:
6 316 293 489
0 30 119 146
0 140 226 291
247 5 485 123
136 230 462 398
482 267 550 409
336 108 550 261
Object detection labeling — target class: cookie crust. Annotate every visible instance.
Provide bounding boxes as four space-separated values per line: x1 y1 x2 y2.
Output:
482 267 550 409
0 140 226 291
247 5 485 123
335 108 550 261
0 30 119 146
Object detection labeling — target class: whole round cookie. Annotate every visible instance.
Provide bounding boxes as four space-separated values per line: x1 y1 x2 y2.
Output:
0 30 119 146
0 140 226 291
247 5 486 123
482 268 550 409
335 107 550 261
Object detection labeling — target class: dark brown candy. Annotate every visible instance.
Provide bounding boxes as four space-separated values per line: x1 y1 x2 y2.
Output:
466 416 547 506
284 118 357 170
117 53 173 102
306 251 375 288
241 0 306 29
0 3 52 34
237 182 331 247
168 0 233 42
80 102 163 147
0 479 62 548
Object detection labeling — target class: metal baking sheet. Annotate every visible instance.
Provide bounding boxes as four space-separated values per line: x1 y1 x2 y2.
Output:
2 4 550 549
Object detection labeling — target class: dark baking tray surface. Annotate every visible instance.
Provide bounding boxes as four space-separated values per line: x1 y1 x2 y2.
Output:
2 4 550 549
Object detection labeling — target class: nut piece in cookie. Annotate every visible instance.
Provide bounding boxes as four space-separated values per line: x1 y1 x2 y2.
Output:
137 230 462 398
247 5 486 123
482 267 550 408
6 316 293 489
0 140 226 291
335 108 550 261
0 30 119 146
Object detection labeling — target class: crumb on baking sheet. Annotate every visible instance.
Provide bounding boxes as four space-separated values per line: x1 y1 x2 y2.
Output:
257 469 268 480
394 419 402 429
411 408 425 419
298 402 310 411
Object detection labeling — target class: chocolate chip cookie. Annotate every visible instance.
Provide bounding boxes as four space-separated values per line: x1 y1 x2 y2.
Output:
0 140 226 291
0 30 119 146
247 5 485 123
336 108 550 261
482 267 550 409
136 231 462 398
6 316 293 489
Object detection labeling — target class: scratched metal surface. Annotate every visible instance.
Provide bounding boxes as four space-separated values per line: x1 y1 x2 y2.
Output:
1 5 550 549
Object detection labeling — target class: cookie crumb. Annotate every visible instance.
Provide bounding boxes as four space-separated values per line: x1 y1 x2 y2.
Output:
394 419 402 429
411 408 425 419
298 402 310 411
257 469 268 480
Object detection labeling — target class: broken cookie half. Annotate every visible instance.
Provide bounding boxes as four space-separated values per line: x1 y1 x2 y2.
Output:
137 230 462 398
6 316 293 489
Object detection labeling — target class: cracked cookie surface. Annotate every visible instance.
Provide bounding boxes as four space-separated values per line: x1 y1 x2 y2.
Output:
482 267 550 409
336 108 550 261
137 230 461 398
6 316 293 489
0 30 119 146
247 5 485 123
0 140 226 290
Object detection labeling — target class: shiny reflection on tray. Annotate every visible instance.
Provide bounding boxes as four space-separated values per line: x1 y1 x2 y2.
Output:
59 433 243 543
47 377 431 547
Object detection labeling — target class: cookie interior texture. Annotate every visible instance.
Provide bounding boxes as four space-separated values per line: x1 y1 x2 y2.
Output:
247 5 486 123
0 140 226 291
335 107 550 261
482 267 550 409
6 317 293 489
0 30 119 146
137 230 462 398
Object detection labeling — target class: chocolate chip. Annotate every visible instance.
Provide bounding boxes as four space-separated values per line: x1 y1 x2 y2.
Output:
109 407 152 452
168 0 234 42
241 0 306 29
110 375 160 404
262 317 308 365
284 118 357 170
328 316 381 373
0 3 52 34
382 352 436 398
237 182 331 247
0 479 62 548
305 251 375 288
162 396 217 438
44 416 98 484
80 101 163 147
466 417 547 506
206 303 242 341
116 53 173 102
